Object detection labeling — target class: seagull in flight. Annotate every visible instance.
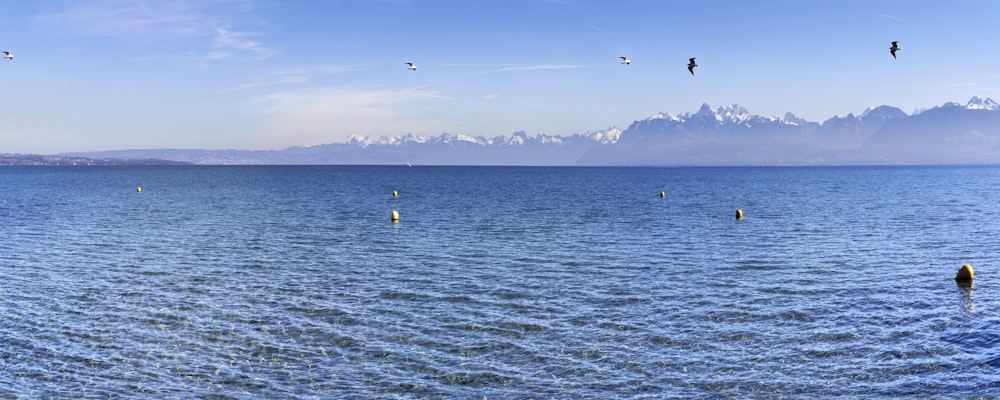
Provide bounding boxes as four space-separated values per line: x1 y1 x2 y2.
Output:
619 56 630 65
3 51 11 60
687 57 698 75
889 41 900 59
405 62 416 71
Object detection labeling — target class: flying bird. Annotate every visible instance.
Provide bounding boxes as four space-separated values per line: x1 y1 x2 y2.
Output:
687 57 698 75
619 56 630 65
889 41 900 59
3 51 11 60
405 62 416 71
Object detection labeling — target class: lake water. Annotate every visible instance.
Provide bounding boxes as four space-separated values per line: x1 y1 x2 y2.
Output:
0 165 998 398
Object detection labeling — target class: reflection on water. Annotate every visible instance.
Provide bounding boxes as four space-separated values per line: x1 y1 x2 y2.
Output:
958 282 974 313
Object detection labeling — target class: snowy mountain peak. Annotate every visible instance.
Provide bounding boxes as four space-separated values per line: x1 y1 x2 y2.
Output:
455 134 485 145
596 127 622 144
966 96 999 110
686 103 725 124
649 112 682 122
860 105 907 122
347 134 379 147
695 103 715 116
639 103 796 128
717 104 751 123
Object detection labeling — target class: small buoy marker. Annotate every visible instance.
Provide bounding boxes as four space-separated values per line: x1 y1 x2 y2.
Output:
660 191 665 198
735 208 743 220
391 210 399 222
137 186 142 193
956 263 974 282
393 190 398 198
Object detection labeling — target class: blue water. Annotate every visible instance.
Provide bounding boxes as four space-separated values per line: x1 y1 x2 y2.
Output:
1 165 998 398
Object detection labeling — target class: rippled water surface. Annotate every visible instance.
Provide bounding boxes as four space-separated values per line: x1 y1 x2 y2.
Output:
1 165 999 398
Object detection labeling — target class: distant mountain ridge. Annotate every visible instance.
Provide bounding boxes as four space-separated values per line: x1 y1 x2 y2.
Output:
580 97 999 165
345 128 622 148
0 153 190 166
63 97 1000 166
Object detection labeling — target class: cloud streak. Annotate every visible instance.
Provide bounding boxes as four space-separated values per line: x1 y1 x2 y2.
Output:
211 28 267 58
40 0 213 40
872 12 901 21
251 86 453 147
485 64 592 73
38 0 270 60
224 65 363 92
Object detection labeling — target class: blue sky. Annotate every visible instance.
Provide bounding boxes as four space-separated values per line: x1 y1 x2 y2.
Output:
1 0 998 153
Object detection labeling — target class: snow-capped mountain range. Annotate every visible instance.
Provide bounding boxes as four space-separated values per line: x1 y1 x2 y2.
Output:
345 128 622 148
65 97 1000 165
951 96 999 110
581 96 1000 165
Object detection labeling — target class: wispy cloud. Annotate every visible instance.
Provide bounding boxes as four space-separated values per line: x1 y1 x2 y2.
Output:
486 64 591 73
946 81 1000 96
225 65 362 92
873 12 901 21
212 28 267 58
37 0 270 60
947 82 981 88
588 24 608 33
40 0 214 40
251 86 452 146
438 62 498 68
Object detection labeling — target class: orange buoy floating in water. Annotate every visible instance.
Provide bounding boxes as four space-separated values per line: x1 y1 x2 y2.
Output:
735 208 743 220
956 263 974 282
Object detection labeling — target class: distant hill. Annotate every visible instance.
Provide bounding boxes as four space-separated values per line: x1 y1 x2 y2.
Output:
0 153 191 166
62 97 1000 166
862 98 1000 164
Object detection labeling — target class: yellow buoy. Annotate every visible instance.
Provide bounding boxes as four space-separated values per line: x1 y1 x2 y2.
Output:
735 208 743 220
137 186 142 193
393 190 398 197
391 210 399 222
956 263 974 282
660 191 665 198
